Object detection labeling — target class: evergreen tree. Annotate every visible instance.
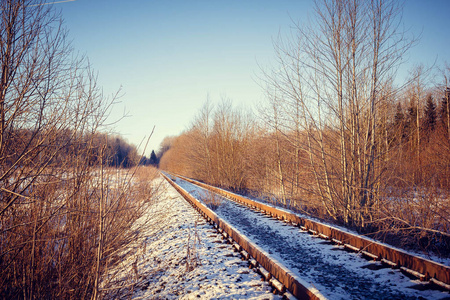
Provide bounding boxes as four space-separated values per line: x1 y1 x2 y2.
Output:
423 94 437 132
149 150 159 166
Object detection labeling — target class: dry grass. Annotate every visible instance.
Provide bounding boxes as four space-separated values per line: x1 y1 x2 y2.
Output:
0 163 164 299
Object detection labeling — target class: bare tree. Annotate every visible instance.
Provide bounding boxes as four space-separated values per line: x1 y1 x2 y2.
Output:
261 0 415 226
190 98 216 183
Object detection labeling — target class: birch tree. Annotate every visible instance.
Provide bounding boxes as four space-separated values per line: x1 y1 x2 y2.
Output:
262 0 415 226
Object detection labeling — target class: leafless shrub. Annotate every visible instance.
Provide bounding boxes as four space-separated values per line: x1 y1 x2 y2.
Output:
367 188 450 255
96 166 164 299
200 189 223 210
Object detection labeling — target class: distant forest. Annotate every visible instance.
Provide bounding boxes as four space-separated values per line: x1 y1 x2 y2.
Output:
7 129 158 168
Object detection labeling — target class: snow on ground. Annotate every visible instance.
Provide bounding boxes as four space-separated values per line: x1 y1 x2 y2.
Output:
130 176 281 299
174 177 450 300
238 187 450 268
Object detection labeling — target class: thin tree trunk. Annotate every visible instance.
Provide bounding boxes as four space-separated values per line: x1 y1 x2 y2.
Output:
92 145 106 300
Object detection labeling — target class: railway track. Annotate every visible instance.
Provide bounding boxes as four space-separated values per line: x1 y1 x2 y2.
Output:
162 172 450 300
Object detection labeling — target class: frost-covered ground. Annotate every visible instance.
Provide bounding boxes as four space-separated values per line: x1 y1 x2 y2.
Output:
128 176 281 299
242 187 450 267
174 177 450 300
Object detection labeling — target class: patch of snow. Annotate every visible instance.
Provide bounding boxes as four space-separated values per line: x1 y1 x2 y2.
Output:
124 176 281 299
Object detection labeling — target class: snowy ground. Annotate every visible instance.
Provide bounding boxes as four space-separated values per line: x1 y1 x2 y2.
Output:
129 176 281 299
174 177 450 300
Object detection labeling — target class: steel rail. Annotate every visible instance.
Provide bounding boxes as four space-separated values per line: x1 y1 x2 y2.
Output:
171 173 450 290
161 173 326 300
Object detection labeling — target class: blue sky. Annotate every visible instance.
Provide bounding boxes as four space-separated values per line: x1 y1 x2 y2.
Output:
56 0 450 155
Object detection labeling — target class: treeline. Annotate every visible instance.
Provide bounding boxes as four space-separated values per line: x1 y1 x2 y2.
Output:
160 0 449 254
5 128 157 168
391 88 450 188
90 133 159 168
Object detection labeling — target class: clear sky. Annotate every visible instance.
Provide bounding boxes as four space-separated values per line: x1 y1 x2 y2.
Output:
55 0 450 156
